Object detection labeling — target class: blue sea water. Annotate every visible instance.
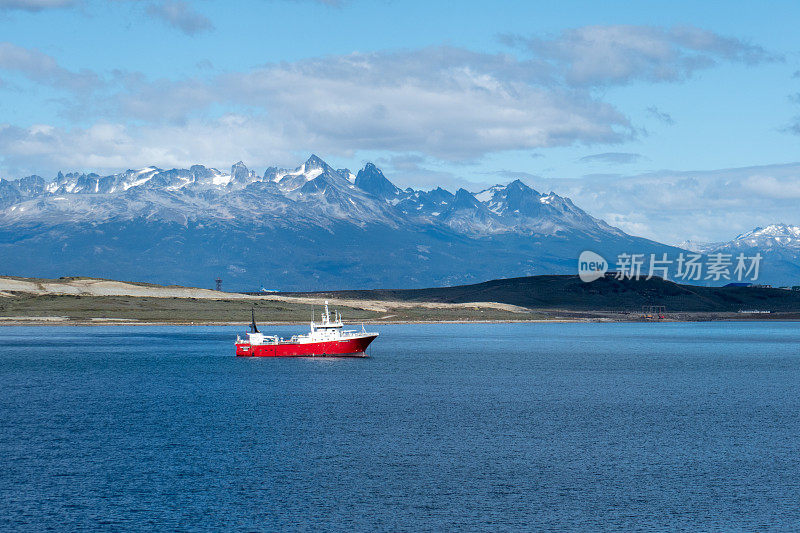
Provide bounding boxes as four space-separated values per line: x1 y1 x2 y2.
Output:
1 322 800 531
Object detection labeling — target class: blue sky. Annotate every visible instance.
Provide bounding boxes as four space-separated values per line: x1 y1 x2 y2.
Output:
1 0 799 243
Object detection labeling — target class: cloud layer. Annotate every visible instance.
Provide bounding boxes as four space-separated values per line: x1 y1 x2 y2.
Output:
504 25 779 86
579 152 643 164
535 164 800 243
0 42 98 91
0 24 777 176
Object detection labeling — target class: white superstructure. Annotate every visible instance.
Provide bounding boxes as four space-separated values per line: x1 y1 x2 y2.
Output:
237 301 377 347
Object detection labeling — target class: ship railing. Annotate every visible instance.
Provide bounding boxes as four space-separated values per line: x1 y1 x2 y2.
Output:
238 335 281 345
339 329 378 338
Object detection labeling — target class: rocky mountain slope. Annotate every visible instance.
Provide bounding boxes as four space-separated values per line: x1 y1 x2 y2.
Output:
0 155 683 290
680 224 800 286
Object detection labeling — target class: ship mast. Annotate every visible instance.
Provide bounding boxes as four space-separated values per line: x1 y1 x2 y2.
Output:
250 308 259 333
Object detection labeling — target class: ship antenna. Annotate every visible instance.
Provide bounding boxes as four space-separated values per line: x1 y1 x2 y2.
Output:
250 308 259 333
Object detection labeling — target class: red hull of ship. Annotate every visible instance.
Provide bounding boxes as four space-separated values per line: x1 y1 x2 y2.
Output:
236 334 377 357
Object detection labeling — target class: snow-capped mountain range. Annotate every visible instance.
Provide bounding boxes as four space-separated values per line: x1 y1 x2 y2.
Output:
0 155 620 239
681 224 800 254
0 155 795 289
678 224 800 286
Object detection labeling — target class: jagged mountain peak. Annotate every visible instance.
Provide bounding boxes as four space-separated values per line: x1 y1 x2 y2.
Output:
476 179 543 217
2 154 736 288
354 162 400 198
231 161 256 184
727 224 800 250
678 240 707 253
302 154 341 177
1 155 798 287
475 179 539 202
736 223 800 240
451 188 482 208
475 184 505 201
0 154 627 241
506 179 531 191
436 188 506 234
268 155 351 193
304 154 328 169
337 168 356 184
683 223 800 255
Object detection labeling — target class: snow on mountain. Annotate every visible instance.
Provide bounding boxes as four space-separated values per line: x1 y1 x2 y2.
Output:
0 155 622 238
265 154 336 193
338 169 357 184
678 224 800 286
684 224 800 254
395 187 453 216
433 188 505 234
733 224 800 249
677 240 707 253
474 185 505 208
0 154 689 289
2 156 796 288
403 179 623 237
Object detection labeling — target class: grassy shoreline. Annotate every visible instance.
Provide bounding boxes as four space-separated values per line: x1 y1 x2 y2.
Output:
0 298 798 327
2 317 799 326
2 275 799 326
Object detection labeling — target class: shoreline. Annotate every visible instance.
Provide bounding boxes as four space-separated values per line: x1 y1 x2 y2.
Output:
1 316 798 327
2 275 799 326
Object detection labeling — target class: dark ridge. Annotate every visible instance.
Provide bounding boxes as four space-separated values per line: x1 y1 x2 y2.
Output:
279 274 800 313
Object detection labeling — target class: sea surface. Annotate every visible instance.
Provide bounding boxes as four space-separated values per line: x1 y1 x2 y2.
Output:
1 322 800 531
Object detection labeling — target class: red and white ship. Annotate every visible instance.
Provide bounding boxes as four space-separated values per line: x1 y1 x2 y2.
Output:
235 301 378 357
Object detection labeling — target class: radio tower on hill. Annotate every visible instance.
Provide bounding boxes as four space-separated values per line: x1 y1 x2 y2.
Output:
215 277 222 291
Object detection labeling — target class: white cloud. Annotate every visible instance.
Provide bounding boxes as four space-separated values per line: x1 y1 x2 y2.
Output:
0 25 778 169
0 42 99 92
0 45 635 169
579 152 643 164
504 25 779 86
373 153 481 190
230 52 630 160
532 163 800 243
0 117 296 176
146 1 213 36
0 0 214 37
742 174 800 198
0 0 74 11
0 25 771 170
